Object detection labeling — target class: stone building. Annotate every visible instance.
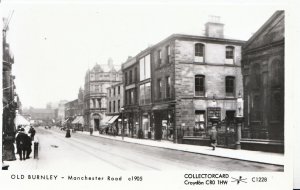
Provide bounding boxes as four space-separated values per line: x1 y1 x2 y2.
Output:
122 56 140 137
241 11 284 152
121 18 245 146
83 59 122 131
2 17 20 161
105 82 124 134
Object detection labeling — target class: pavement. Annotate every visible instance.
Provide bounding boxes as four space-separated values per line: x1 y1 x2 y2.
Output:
3 127 284 170
74 128 284 166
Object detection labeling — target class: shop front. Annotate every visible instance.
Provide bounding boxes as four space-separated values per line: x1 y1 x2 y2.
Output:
152 105 175 141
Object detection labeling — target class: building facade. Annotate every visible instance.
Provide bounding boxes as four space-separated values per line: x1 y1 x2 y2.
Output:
106 82 124 134
83 60 122 131
122 55 142 138
241 11 284 152
2 17 20 161
121 19 245 147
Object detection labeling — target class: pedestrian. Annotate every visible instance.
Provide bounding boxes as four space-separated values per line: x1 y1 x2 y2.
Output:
15 128 30 160
28 126 36 141
65 128 71 138
210 126 217 150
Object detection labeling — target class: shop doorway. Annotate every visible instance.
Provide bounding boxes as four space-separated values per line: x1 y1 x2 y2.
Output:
217 110 236 148
94 119 99 131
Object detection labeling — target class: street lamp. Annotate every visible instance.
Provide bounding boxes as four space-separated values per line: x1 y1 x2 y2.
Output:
235 91 244 150
120 107 124 140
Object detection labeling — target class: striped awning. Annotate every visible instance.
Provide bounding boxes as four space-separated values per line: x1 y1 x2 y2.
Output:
107 115 119 124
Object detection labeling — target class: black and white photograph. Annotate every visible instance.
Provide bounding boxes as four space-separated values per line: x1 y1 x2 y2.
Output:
1 0 297 189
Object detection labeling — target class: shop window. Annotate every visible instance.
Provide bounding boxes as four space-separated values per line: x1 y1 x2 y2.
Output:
225 76 235 97
194 43 204 62
195 75 205 96
195 110 206 134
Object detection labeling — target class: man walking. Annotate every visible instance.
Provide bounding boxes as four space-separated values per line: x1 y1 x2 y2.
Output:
28 126 36 141
210 126 217 151
15 128 29 160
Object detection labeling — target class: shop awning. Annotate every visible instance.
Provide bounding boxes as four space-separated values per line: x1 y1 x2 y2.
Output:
62 118 69 125
71 116 84 125
107 115 119 124
100 116 113 126
14 114 30 127
77 116 84 125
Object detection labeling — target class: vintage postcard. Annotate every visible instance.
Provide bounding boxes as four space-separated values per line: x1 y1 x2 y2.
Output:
1 0 297 189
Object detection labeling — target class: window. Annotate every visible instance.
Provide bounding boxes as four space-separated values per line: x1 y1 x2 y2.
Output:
118 86 120 95
195 75 205 96
113 101 115 113
95 85 99 92
125 72 128 85
140 82 151 105
166 76 171 98
118 100 120 112
113 87 116 96
109 101 111 112
166 45 170 63
129 70 132 84
158 50 162 66
130 90 134 104
157 79 162 99
225 76 235 97
226 46 234 59
134 67 137 82
195 43 204 62
139 54 151 81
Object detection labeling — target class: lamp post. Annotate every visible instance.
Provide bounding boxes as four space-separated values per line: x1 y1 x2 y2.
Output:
235 91 244 150
120 107 124 140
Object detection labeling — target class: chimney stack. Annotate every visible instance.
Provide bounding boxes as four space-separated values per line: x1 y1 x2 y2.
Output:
205 16 224 38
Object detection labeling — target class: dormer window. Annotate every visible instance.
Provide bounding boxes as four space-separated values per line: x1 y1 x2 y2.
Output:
194 43 204 63
225 46 234 64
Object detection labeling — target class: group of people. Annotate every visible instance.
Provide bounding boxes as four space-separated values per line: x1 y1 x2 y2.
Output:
15 126 36 161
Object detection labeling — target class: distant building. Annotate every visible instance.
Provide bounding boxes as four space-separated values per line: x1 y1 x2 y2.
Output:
57 100 68 121
22 107 56 123
241 11 284 152
83 59 122 131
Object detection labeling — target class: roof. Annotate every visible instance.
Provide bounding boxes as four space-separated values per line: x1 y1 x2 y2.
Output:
244 11 284 50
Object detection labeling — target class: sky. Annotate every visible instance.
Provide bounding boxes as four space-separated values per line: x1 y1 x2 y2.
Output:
1 2 283 108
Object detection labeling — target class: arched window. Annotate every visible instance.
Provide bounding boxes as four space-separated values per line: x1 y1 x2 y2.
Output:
194 43 205 62
195 75 205 96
